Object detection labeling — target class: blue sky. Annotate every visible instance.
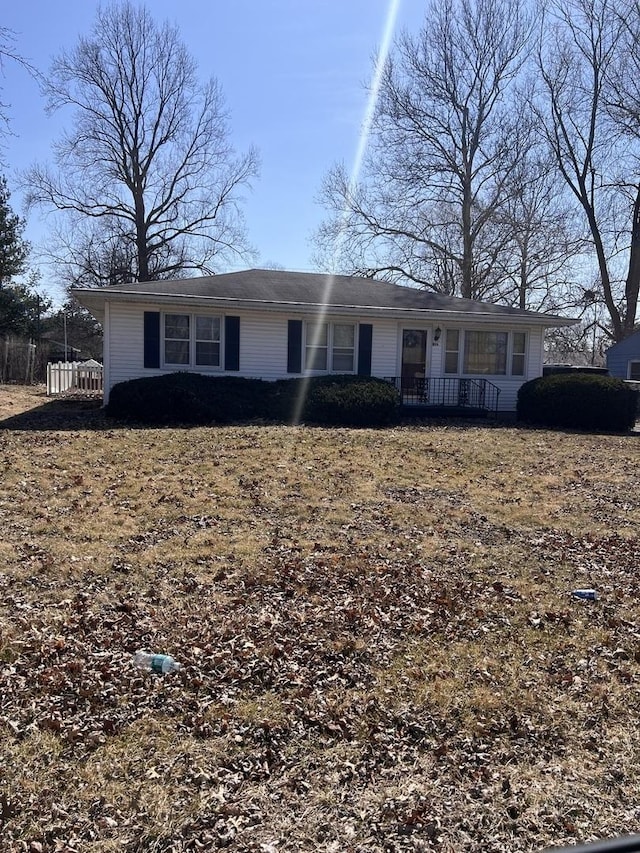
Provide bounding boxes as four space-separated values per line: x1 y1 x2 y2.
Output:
2 0 426 303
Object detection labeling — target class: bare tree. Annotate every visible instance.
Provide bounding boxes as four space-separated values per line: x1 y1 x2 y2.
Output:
26 2 258 283
316 0 535 300
0 27 39 161
494 150 585 310
537 0 639 342
0 27 18 141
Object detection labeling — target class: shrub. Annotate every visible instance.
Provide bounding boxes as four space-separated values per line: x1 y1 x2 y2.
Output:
106 372 272 424
106 372 401 427
301 375 401 427
517 373 638 432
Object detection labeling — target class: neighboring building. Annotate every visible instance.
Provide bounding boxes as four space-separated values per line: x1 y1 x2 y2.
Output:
72 268 578 412
606 330 640 381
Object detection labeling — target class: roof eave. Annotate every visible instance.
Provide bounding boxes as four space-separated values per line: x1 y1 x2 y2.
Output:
71 287 578 327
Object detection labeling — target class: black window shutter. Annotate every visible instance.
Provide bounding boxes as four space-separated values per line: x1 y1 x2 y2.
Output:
225 316 240 371
287 320 303 374
143 311 160 369
357 323 373 376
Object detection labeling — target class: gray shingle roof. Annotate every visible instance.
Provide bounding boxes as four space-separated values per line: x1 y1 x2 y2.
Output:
72 268 573 322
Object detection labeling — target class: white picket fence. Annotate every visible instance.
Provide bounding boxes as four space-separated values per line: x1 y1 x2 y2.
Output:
47 361 103 397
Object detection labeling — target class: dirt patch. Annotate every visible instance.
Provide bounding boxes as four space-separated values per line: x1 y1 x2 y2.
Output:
0 384 50 419
1 385 639 852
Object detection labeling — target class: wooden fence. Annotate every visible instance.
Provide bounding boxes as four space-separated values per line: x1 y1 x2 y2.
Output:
46 361 103 396
0 337 38 384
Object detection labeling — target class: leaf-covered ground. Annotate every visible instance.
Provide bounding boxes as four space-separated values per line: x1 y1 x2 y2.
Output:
1 386 639 852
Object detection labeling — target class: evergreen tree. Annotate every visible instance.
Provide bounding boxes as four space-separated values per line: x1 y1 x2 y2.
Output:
0 176 29 284
0 177 45 339
0 278 48 338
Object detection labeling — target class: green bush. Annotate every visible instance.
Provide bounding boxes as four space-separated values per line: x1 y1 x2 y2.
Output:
517 373 638 432
106 372 401 427
106 372 272 424
302 375 401 426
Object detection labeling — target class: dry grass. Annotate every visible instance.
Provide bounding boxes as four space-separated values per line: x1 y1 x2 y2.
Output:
1 385 639 852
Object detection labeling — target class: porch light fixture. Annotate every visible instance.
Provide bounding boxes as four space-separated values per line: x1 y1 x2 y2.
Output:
434 326 442 342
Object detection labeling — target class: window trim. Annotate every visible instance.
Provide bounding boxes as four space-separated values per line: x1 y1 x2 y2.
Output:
303 320 358 374
511 331 527 377
443 328 528 378
162 311 224 370
444 328 461 375
164 312 191 367
629 360 640 381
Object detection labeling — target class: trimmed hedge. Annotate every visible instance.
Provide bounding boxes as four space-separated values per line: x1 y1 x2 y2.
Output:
106 372 401 427
106 373 272 425
302 374 400 426
517 373 638 432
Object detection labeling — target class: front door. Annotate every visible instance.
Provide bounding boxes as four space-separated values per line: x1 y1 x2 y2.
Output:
401 329 428 394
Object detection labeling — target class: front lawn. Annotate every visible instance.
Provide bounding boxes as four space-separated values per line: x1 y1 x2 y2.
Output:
1 386 639 852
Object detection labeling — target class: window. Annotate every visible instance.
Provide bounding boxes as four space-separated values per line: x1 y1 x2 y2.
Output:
305 322 328 370
444 329 460 374
443 328 526 376
463 331 508 375
304 322 356 372
511 332 526 376
163 312 222 368
195 316 221 367
333 323 355 371
164 314 190 365
630 361 640 380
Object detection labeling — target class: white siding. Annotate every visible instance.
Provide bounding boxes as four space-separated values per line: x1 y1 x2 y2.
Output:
526 327 545 379
238 312 290 379
104 301 548 411
370 319 400 378
107 302 151 399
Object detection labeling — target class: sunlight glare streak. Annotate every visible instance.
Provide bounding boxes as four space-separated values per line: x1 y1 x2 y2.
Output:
291 0 402 425
336 0 401 263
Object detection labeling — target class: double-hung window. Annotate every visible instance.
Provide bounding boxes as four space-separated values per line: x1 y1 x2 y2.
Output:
304 322 356 372
164 314 190 366
332 324 355 371
511 332 526 376
305 322 329 370
195 316 221 366
445 329 460 374
163 313 222 368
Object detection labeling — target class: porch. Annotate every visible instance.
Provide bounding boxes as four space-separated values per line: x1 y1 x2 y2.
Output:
385 376 501 418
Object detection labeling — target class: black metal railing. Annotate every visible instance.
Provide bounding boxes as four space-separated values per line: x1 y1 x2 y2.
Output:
384 376 501 417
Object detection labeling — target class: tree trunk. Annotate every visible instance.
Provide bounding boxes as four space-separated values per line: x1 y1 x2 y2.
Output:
134 187 148 282
622 183 640 339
